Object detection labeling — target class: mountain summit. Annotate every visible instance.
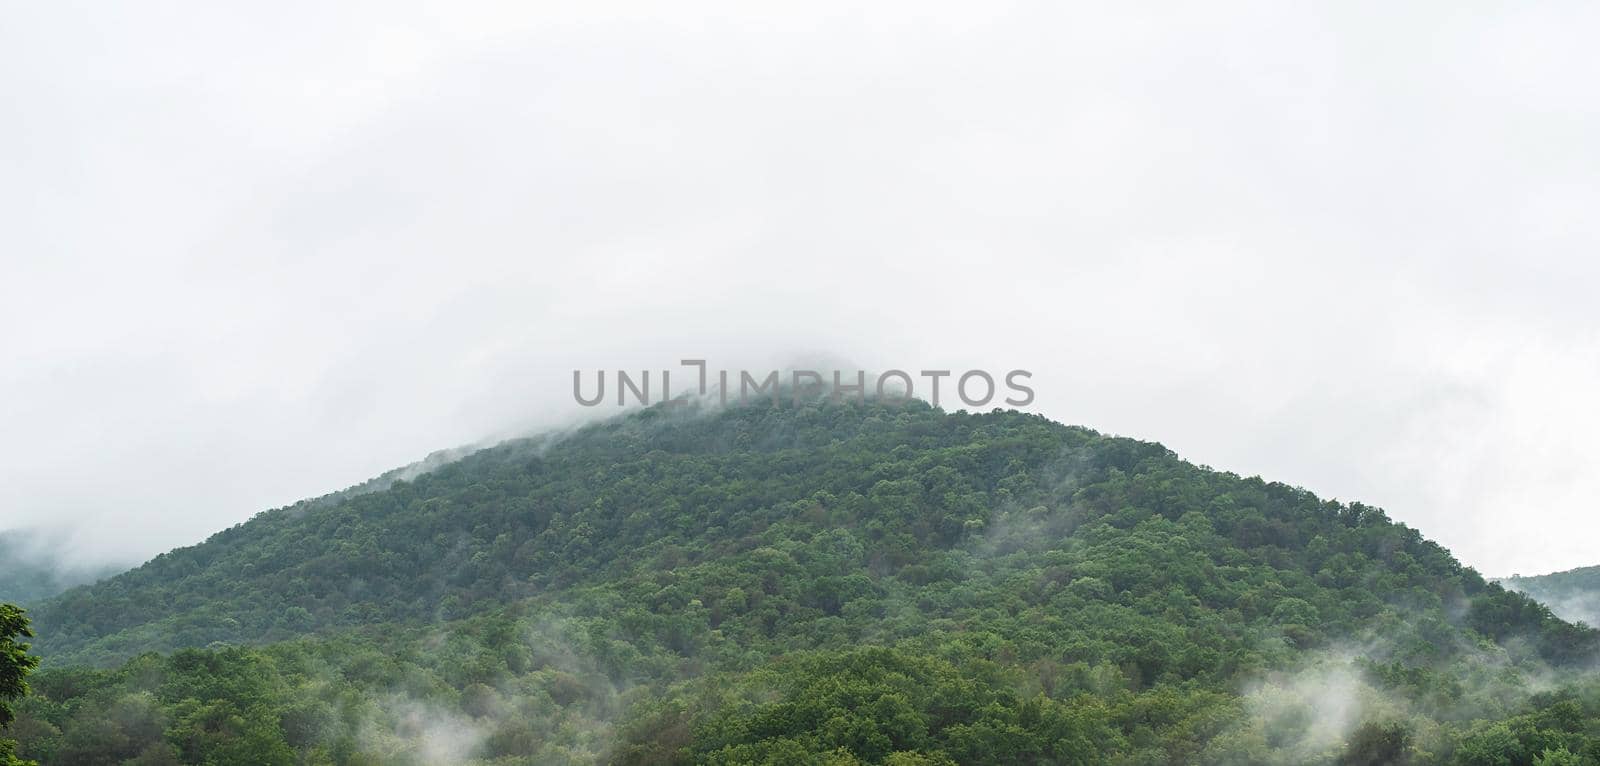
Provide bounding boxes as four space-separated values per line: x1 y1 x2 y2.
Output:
11 398 1600 764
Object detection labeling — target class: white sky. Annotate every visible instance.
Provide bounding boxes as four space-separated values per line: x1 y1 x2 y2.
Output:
2 1 1597 576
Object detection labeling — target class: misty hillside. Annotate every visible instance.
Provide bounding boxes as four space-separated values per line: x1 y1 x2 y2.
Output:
28 398 1588 669
11 398 1600 764
0 530 125 605
1503 566 1600 629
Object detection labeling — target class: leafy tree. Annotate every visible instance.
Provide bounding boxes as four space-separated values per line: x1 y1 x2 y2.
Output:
0 604 38 766
1338 721 1412 766
1533 747 1585 766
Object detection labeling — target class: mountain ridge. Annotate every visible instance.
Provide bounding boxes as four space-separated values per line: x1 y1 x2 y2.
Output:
12 397 1600 764
30 398 1592 667
1502 565 1600 629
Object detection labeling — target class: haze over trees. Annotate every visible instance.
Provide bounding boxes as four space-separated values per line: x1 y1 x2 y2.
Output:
0 531 126 606
1503 566 1600 630
5 397 1600 764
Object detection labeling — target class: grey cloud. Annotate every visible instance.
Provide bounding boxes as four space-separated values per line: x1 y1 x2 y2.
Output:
2 1 1598 575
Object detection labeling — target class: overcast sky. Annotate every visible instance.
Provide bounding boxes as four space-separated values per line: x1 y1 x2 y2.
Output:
3 1 1597 576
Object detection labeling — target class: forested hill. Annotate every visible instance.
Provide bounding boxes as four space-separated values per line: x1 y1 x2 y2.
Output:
13 397 1600 764
30 397 1592 668
1503 565 1600 629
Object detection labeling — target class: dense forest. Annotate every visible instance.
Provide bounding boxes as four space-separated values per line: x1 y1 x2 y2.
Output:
5 397 1600 764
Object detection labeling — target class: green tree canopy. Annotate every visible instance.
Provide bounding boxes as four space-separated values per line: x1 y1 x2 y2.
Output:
0 604 38 766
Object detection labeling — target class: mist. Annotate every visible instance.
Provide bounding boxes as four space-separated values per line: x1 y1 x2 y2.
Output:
0 527 132 605
4 1 1600 577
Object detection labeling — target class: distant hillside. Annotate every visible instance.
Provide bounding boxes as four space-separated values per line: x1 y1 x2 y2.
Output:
0 529 126 605
11 397 1600 764
1503 565 1600 628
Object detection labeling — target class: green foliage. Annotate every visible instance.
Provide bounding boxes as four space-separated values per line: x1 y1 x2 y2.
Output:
679 647 1118 765
10 398 1600 763
1338 721 1413 766
0 604 39 766
1532 747 1586 766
